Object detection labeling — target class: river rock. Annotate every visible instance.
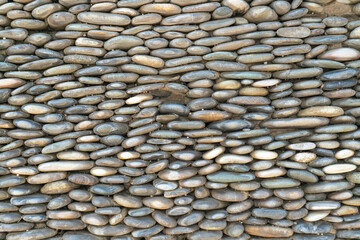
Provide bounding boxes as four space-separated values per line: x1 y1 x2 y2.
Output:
244 6 278 23
319 48 360 61
245 225 293 238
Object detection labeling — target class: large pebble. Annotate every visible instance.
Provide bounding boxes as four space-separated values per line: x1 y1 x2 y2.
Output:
78 12 130 26
245 225 293 238
207 171 255 183
319 48 360 61
244 6 278 23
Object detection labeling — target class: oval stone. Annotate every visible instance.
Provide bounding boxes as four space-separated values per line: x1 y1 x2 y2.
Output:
319 48 360 61
277 27 311 38
77 12 130 26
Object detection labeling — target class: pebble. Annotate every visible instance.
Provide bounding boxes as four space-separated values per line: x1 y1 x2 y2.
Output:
192 198 226 210
319 47 360 61
262 178 300 189
305 181 354 193
245 225 293 238
277 27 311 38
188 230 223 240
207 171 255 183
162 13 211 25
323 164 356 174
77 12 130 26
212 189 247 202
38 161 94 172
288 170 319 183
262 117 329 128
140 4 181 15
88 224 132 236
6 228 57 240
251 150 278 160
244 6 278 23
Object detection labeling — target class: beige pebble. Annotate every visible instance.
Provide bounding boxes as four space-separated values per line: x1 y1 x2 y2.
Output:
250 150 278 160
335 149 355 159
291 152 317 163
323 164 357 174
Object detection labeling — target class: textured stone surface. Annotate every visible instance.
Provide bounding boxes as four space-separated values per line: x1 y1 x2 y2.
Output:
0 0 359 239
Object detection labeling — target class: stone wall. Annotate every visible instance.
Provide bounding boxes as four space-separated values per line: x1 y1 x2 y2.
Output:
0 0 360 239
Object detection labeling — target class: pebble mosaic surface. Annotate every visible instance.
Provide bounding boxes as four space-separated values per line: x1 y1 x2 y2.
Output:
3 0 360 239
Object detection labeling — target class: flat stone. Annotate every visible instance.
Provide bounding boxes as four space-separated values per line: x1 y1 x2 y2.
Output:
27 172 67 185
305 35 347 45
251 150 278 160
305 181 354 193
303 210 330 222
0 223 34 232
222 71 271 80
261 178 300 188
280 8 308 21
77 12 130 26
302 59 345 69
323 16 348 27
62 86 105 98
94 122 129 136
0 28 28 41
22 103 54 115
323 164 356 174
320 68 359 81
42 139 76 154
114 193 142 208
62 232 104 240
262 117 329 128
274 188 304 200
287 170 318 183
213 24 257 36
277 27 311 38
315 124 357 134
319 47 360 61
206 61 247 71
298 106 344 117
229 95 271 105
38 161 94 172
273 68 323 79
161 13 211 25
207 171 254 183
140 3 181 15
211 189 248 202
192 198 226 210
252 208 287 220
88 224 132 236
104 36 144 51
209 120 252 131
244 225 293 238
216 154 252 164
337 230 360 239
6 228 57 240
188 230 223 240
46 219 86 230
293 221 333 234
0 175 25 188
41 180 76 194
0 79 25 89
306 201 340 210
190 110 231 122
143 197 174 209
